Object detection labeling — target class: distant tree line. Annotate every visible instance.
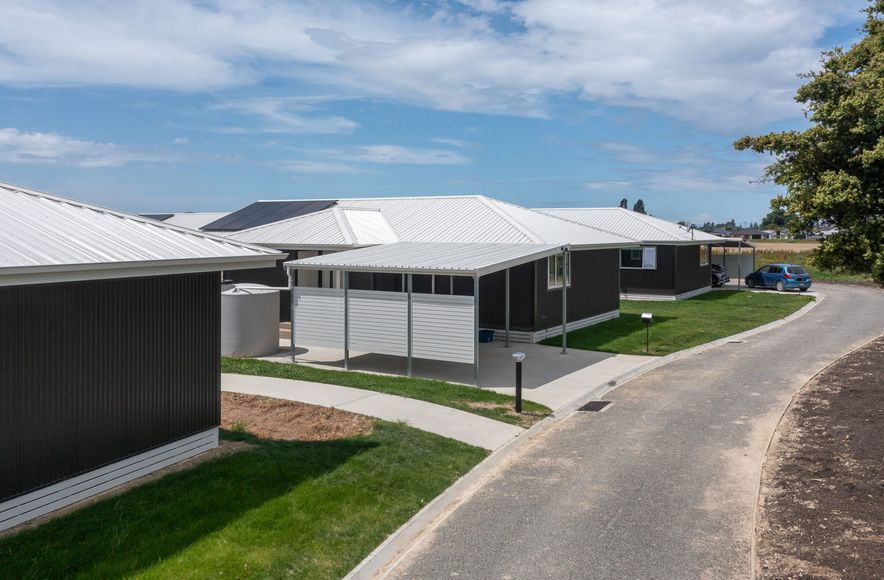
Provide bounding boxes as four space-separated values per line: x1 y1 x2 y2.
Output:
618 198 646 214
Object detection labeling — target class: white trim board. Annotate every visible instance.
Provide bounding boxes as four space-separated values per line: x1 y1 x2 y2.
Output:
620 286 712 301
0 428 218 533
489 309 620 343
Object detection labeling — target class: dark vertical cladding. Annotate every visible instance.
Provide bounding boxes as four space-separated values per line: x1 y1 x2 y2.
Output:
0 273 220 502
675 245 711 293
619 244 711 295
535 249 620 331
619 245 677 294
478 262 534 331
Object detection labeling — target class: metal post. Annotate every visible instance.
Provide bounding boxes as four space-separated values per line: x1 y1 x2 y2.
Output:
561 250 568 354
407 273 413 377
738 243 742 291
515 360 522 414
505 268 510 347
473 275 480 385
288 268 296 363
646 324 650 353
343 271 350 370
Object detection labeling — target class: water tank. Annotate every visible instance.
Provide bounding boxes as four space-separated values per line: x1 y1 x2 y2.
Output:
221 284 280 357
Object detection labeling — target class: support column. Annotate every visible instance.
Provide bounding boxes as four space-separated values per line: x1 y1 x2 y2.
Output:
738 244 743 291
505 268 510 347
289 268 296 363
407 273 413 377
561 250 568 354
344 271 350 370
474 275 480 385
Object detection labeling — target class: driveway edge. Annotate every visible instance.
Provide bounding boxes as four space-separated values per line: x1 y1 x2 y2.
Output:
345 292 824 579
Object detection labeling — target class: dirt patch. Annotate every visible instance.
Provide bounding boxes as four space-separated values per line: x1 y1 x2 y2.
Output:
756 336 884 579
221 391 374 441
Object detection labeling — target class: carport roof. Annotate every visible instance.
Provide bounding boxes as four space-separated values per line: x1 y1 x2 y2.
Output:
284 241 567 276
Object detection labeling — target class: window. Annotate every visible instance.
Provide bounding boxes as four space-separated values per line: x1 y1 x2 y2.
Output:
547 253 571 289
699 244 709 266
620 246 657 270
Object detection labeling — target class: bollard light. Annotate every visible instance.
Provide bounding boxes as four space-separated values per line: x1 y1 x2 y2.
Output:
641 312 653 353
512 352 526 413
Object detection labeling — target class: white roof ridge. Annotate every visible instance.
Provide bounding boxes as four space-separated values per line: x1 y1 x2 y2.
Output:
0 181 278 255
477 196 544 243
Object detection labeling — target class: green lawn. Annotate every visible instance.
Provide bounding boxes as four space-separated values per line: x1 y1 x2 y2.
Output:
0 424 486 579
222 358 550 428
754 249 874 284
543 290 813 356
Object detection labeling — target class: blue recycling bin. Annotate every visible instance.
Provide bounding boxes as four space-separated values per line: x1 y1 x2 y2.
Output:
478 329 495 343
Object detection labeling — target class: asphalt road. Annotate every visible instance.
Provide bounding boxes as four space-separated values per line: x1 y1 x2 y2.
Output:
391 285 884 579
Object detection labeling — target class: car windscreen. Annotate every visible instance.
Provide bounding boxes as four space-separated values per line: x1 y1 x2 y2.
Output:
787 266 807 275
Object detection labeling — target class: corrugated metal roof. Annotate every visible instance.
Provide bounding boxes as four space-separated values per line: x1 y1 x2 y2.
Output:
203 199 337 231
539 207 722 244
228 206 398 248
160 212 230 230
227 195 632 248
0 182 282 286
285 241 566 276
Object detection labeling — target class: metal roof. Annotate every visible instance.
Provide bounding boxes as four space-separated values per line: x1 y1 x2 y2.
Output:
0 182 282 287
158 212 231 230
539 207 722 244
203 199 337 231
228 206 398 249
284 241 567 276
227 195 632 249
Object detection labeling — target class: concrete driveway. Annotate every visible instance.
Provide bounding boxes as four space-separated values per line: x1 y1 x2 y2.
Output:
389 284 884 579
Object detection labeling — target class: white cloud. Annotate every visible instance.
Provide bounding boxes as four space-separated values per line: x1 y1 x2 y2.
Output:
0 1 863 131
0 127 175 167
273 160 362 174
172 137 189 144
428 137 475 148
312 145 471 165
214 97 358 134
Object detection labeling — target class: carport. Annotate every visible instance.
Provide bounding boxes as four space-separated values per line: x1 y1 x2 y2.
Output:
713 239 756 289
284 242 570 384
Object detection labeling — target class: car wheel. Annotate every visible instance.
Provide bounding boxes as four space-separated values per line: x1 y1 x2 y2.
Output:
775 280 785 292
746 278 754 288
799 288 808 292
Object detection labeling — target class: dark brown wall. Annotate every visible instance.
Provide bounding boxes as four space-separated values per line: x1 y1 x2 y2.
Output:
479 262 535 331
618 245 711 295
0 273 221 502
619 245 676 295
675 244 712 293
535 249 620 331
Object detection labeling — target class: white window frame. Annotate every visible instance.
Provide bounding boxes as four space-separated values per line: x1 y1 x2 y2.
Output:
620 246 657 270
547 253 571 290
699 244 709 266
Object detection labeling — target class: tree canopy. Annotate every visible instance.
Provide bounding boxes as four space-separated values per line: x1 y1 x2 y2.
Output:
735 1 883 284
632 199 646 214
619 198 629 209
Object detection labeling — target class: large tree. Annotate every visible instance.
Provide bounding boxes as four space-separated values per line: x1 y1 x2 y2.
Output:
735 1 883 284
619 198 629 209
632 199 646 214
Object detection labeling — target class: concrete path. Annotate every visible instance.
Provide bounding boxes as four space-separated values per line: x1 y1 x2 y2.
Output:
389 284 884 579
221 373 524 451
487 352 650 410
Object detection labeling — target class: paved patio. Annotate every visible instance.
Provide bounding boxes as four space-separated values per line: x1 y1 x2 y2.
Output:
260 339 652 411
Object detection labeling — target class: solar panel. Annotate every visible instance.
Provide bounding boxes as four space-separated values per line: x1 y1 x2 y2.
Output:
202 200 337 231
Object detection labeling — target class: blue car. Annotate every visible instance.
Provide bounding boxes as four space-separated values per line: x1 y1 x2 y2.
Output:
745 263 812 292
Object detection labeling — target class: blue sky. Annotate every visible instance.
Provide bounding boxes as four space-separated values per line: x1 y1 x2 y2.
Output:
0 0 869 224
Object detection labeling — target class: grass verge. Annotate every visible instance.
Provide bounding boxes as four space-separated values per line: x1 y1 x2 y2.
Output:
0 424 486 579
222 358 550 428
543 290 812 356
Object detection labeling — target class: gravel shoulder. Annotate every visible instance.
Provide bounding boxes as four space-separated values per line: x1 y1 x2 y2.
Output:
756 335 884 579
